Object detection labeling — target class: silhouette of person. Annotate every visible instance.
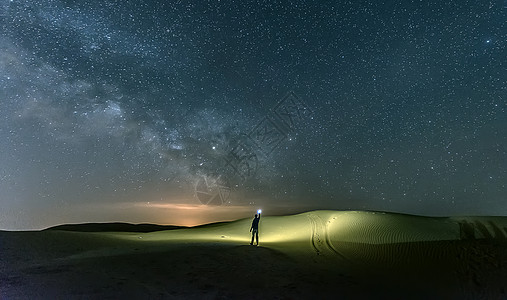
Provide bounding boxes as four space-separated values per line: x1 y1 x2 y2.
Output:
250 212 261 245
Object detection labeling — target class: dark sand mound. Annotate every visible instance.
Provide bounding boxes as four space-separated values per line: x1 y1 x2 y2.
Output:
44 222 185 233
1 210 507 299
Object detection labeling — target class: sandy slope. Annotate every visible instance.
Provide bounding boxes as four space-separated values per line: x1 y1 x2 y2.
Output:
1 210 507 299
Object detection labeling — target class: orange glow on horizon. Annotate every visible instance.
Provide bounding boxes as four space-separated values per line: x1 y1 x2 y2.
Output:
130 201 254 227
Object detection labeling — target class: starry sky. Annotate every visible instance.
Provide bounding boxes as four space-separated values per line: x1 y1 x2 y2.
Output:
1 0 505 230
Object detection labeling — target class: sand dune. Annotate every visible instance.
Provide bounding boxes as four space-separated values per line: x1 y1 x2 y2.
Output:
1 210 507 299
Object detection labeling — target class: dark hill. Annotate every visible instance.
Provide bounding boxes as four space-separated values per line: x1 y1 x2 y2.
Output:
44 222 185 233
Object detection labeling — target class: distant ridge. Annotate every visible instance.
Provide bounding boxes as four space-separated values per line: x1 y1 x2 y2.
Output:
44 222 186 233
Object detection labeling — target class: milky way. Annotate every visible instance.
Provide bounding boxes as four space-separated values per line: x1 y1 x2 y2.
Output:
1 0 505 229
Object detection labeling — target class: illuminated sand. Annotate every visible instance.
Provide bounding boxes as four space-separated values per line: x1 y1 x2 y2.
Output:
1 211 507 299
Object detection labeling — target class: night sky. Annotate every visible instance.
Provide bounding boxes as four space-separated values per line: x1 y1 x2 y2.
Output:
1 0 505 230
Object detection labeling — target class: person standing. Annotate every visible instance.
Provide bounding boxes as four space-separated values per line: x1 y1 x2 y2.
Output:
250 211 261 246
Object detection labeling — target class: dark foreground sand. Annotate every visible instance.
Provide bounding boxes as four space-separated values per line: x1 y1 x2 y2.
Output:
1 210 507 299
